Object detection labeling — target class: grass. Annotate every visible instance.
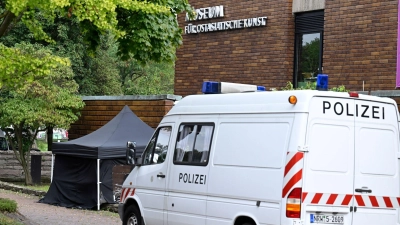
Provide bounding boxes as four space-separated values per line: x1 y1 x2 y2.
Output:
0 198 17 213
29 184 50 192
8 182 50 192
0 198 22 225
0 213 23 225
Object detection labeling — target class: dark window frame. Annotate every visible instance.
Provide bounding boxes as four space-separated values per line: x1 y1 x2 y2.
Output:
294 10 324 88
141 126 172 166
173 123 215 167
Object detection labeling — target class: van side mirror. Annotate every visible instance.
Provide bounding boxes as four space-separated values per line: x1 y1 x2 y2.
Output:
126 141 142 166
126 141 136 165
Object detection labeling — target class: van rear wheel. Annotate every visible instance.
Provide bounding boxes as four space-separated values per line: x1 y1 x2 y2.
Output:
123 205 142 225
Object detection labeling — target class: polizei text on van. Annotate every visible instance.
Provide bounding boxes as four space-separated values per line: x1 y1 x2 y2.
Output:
323 101 385 119
179 173 207 185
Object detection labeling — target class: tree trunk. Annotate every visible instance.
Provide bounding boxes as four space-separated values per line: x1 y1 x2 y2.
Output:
20 146 32 186
22 161 32 185
47 126 53 152
0 11 16 38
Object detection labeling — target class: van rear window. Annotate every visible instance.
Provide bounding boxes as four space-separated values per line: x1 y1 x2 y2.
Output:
174 124 214 166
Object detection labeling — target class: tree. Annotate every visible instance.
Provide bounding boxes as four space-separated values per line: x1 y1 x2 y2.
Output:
122 60 175 95
0 0 193 64
78 33 123 95
0 42 67 88
0 43 84 185
1 14 124 95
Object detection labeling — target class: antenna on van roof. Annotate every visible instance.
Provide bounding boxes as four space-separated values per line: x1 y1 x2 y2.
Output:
202 81 266 94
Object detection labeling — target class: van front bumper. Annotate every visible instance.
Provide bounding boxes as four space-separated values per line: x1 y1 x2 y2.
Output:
118 203 124 220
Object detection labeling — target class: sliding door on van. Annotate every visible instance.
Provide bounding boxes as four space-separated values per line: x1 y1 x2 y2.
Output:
166 122 214 225
303 97 355 224
352 100 399 225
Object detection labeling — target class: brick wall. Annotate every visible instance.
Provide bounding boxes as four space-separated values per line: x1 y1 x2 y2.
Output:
68 95 180 140
324 0 398 91
175 0 295 96
175 0 398 96
0 151 52 183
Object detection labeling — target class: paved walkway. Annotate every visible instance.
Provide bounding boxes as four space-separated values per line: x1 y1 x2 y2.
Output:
0 189 121 225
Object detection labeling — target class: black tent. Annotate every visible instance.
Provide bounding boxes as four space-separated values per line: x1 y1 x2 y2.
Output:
40 105 154 210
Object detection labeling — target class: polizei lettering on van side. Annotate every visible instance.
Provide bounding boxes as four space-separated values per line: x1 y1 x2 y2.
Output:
179 173 206 185
323 101 385 119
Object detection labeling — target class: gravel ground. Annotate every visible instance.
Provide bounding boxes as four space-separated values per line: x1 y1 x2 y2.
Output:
0 189 122 225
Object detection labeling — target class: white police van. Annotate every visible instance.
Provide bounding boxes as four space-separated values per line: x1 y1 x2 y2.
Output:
118 75 400 225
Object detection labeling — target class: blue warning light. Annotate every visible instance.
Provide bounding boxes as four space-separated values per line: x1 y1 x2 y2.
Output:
257 86 266 91
202 81 266 94
202 81 220 94
316 74 328 91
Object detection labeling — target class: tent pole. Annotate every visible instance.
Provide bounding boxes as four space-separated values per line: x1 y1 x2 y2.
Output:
97 159 100 211
51 154 54 183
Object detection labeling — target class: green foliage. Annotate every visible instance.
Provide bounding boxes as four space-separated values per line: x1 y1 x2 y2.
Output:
0 213 23 225
1 0 193 64
0 42 84 185
301 37 320 76
77 33 122 95
330 85 349 92
0 198 17 213
281 81 349 92
5 0 169 40
37 140 48 152
122 60 175 95
0 43 68 88
0 43 84 129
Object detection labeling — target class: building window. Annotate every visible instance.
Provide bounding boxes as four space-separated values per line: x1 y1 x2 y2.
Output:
294 10 324 88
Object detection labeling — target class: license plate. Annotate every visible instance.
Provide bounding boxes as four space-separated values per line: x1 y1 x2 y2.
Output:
310 214 344 224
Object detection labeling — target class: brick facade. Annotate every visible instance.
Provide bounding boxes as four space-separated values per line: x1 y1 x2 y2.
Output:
324 0 398 91
175 1 295 96
175 0 398 96
68 95 180 140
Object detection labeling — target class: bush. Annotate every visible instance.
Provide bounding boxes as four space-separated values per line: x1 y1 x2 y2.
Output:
36 139 48 152
281 81 348 92
0 198 17 213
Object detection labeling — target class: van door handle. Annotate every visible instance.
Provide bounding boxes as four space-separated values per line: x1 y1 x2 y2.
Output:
157 173 166 178
355 187 372 193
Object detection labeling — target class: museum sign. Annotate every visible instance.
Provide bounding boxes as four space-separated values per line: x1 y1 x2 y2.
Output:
184 5 267 34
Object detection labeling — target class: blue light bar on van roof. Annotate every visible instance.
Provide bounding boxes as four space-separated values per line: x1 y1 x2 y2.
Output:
202 81 266 94
316 74 328 91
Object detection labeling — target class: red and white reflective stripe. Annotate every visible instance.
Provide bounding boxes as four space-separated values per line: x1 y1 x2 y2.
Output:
282 152 304 198
302 192 353 206
354 195 400 208
302 192 400 209
121 188 135 203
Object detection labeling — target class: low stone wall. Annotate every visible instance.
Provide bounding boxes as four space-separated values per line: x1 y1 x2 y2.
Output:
0 151 52 183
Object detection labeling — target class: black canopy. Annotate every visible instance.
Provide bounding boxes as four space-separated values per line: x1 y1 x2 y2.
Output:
52 105 155 159
41 106 155 209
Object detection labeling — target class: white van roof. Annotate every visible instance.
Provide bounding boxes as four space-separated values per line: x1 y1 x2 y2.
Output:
167 90 397 115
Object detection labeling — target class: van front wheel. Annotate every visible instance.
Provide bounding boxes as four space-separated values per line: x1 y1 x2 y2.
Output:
123 205 142 225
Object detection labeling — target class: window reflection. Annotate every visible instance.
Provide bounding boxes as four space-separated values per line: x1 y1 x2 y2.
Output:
296 33 322 87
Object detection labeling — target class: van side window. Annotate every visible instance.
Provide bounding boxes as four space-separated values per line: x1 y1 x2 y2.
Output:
174 124 214 165
142 126 172 165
